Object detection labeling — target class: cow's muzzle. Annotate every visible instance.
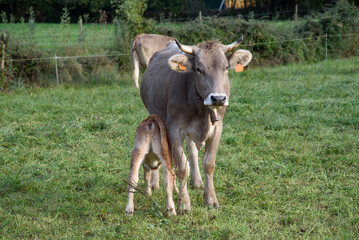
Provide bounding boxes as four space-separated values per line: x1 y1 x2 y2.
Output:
204 93 229 106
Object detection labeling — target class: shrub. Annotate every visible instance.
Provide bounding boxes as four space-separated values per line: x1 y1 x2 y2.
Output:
152 0 359 66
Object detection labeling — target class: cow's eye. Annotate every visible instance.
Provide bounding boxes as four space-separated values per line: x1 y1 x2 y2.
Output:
196 68 204 74
225 66 229 71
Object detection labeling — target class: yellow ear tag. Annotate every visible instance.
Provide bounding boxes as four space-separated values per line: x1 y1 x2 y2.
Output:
235 63 243 72
178 63 186 71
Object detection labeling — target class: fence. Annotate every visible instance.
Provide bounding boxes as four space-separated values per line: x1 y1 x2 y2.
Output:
1 32 359 87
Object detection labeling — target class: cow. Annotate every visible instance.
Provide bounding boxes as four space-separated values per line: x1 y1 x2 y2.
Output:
125 114 177 216
140 36 252 213
131 33 174 88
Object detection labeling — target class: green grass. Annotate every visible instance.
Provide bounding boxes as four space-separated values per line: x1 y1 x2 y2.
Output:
1 57 358 239
0 23 116 53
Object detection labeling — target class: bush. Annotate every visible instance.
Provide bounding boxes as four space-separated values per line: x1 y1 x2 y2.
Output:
152 0 359 66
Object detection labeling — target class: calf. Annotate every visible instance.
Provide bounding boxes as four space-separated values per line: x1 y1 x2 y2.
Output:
125 114 176 216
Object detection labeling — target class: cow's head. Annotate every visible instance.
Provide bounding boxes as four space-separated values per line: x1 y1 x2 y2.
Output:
168 36 252 107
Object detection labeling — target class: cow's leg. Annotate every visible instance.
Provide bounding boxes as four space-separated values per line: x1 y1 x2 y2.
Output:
125 150 146 215
150 168 160 190
143 162 152 196
132 50 140 88
202 124 223 208
186 137 203 188
168 130 191 213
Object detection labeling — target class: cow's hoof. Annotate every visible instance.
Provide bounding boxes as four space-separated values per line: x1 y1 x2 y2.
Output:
205 197 220 208
145 186 152 196
177 202 191 214
190 179 203 189
177 208 190 215
151 185 160 191
150 182 160 190
167 208 177 216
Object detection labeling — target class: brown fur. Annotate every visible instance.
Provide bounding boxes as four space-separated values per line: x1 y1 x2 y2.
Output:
125 114 177 216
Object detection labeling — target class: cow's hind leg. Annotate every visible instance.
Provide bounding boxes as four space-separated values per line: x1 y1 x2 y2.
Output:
186 137 203 189
150 168 160 190
125 150 146 215
132 50 140 88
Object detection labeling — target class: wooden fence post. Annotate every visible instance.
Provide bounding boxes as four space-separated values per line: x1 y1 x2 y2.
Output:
1 33 7 89
79 18 83 34
294 4 298 23
55 53 59 86
325 33 328 60
199 11 202 24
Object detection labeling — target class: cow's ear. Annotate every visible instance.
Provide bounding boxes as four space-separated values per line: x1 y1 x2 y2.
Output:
168 54 192 72
228 50 252 71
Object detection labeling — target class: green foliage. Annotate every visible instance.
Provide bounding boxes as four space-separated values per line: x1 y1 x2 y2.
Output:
0 57 358 238
60 7 71 26
1 11 8 24
28 7 36 42
153 0 359 66
112 0 152 35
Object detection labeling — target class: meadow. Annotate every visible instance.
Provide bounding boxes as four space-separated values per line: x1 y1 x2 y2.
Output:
1 56 358 239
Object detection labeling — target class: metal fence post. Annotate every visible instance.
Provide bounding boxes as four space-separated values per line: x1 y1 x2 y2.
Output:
55 53 59 86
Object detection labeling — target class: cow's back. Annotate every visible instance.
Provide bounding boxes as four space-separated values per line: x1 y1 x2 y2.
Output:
134 34 174 65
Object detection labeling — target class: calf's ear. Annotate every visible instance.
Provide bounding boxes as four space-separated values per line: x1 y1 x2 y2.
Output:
168 54 192 72
228 50 252 71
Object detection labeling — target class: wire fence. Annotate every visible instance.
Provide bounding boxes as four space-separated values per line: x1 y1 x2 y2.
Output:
155 8 327 22
1 31 359 86
4 32 359 63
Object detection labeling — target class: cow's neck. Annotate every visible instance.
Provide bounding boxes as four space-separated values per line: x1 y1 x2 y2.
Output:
186 81 225 149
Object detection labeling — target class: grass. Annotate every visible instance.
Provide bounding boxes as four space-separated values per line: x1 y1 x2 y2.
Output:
0 56 359 239
0 23 116 53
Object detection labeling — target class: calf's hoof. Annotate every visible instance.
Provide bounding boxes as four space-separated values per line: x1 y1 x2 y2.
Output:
125 210 134 216
167 208 177 216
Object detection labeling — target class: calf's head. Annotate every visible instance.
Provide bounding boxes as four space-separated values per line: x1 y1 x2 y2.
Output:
168 36 252 107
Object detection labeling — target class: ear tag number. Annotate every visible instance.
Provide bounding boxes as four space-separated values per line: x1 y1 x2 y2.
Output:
235 63 243 72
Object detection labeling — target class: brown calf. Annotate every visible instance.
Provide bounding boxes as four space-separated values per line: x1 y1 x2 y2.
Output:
125 114 176 216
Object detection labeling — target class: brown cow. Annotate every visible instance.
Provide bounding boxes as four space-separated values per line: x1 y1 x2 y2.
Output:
125 114 176 216
131 33 174 88
140 36 252 213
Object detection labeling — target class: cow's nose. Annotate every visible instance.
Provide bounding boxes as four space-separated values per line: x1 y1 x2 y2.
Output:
211 95 227 106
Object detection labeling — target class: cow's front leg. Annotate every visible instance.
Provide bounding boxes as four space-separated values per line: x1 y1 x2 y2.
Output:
186 137 203 188
161 156 176 216
203 124 223 208
168 131 191 213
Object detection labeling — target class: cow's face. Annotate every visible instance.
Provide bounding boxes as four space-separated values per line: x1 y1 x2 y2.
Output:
168 38 252 107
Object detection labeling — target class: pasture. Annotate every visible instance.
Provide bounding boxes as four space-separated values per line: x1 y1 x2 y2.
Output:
0 57 358 238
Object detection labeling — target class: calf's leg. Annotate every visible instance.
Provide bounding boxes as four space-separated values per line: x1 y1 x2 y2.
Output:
125 150 146 215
